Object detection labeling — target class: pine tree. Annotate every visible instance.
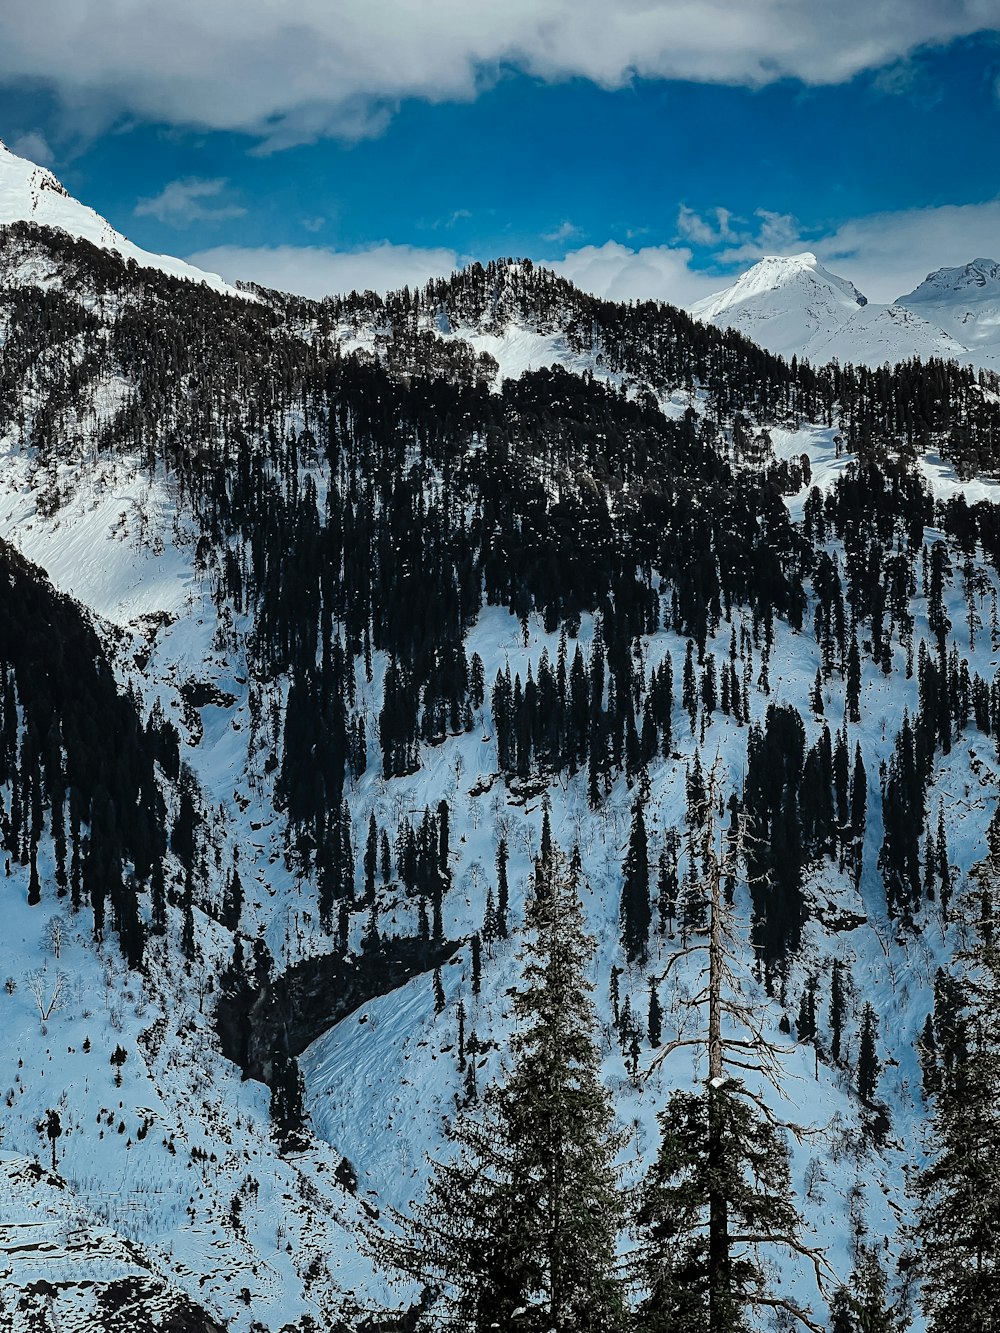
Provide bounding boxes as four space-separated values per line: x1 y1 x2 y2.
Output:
647 976 663 1049
621 796 651 963
830 959 847 1063
910 918 1000 1331
496 837 509 938
828 1246 898 1332
857 1003 880 1102
269 1051 308 1147
376 846 627 1332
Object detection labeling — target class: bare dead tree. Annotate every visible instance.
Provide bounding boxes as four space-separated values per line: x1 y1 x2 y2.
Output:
25 969 69 1024
637 758 830 1333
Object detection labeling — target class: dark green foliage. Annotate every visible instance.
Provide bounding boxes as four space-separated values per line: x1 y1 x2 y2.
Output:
269 1051 308 1146
828 1247 899 1332
647 977 662 1049
621 797 651 963
633 1083 808 1333
376 847 626 1332
0 539 169 970
858 1003 881 1103
910 930 1000 1332
830 959 847 1063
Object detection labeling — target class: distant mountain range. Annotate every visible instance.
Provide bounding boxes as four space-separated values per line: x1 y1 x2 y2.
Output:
689 251 1000 371
3 123 1000 1333
4 136 1000 377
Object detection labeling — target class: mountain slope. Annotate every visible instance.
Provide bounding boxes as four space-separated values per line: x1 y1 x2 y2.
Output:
689 251 869 357
898 258 1000 359
2 158 1000 1332
0 139 247 298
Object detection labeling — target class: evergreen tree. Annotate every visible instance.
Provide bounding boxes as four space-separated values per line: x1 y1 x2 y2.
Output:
647 976 663 1049
376 847 626 1332
621 796 651 963
830 959 847 1063
828 1246 899 1332
269 1051 308 1147
496 837 509 938
910 920 1000 1331
857 1003 881 1103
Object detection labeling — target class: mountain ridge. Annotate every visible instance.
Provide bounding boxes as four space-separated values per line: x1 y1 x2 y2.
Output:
0 138 249 300
1 149 1000 1332
689 249 1000 371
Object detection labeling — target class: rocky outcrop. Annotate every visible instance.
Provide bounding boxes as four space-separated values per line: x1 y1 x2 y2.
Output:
217 936 461 1083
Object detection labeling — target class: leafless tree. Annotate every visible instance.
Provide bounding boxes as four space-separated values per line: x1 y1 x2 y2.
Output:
640 758 829 1333
25 969 69 1024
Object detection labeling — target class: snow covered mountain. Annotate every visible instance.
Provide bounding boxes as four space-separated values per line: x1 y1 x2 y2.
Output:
897 257 1000 361
689 252 870 357
0 137 246 298
2 148 1000 1332
689 251 992 370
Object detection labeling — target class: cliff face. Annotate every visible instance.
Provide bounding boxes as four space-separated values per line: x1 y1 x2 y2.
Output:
217 937 461 1083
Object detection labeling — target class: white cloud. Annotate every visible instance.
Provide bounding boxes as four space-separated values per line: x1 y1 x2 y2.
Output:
184 237 725 306
186 242 463 299
8 129 54 165
543 220 582 243
187 199 1000 309
554 241 720 307
134 177 246 228
676 204 739 247
812 200 1000 301
685 199 1000 302
0 2 994 146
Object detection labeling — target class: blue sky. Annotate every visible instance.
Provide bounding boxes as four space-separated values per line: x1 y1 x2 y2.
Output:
0 4 998 303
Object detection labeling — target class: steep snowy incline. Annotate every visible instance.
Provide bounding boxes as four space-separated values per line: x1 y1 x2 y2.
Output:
898 258 1000 367
0 138 249 298
689 253 869 360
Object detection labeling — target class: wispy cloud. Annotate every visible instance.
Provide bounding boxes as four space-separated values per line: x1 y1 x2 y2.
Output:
543 220 582 243
134 177 246 228
7 129 54 165
186 242 463 299
0 2 992 147
677 204 799 258
553 241 719 308
675 198 1000 302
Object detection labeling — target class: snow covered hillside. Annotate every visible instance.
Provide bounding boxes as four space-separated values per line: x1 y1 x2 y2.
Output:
1 154 1000 1331
0 138 247 299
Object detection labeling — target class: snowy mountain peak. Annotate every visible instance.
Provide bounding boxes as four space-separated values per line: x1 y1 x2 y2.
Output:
901 256 1000 300
691 252 868 325
896 256 1000 355
688 253 870 362
688 249 1000 371
0 137 250 299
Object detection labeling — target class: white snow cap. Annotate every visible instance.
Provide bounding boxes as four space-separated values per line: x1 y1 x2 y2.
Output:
0 137 250 299
690 252 868 324
688 249 1000 370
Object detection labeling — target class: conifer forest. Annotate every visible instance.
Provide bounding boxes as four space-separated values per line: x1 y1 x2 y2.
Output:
1 222 1000 1332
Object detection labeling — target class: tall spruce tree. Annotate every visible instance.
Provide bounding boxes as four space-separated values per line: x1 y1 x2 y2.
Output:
621 795 651 963
909 911 1000 1331
634 760 823 1333
376 845 626 1332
